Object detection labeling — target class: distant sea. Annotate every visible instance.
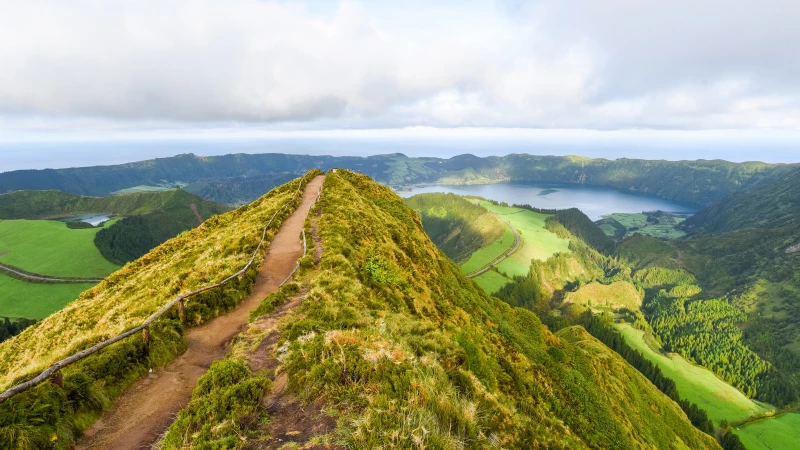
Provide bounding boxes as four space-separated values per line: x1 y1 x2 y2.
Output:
1 137 798 172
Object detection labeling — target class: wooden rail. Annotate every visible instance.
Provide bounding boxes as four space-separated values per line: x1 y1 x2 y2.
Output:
0 174 314 403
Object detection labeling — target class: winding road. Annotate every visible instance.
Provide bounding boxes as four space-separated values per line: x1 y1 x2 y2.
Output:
0 262 103 283
466 220 521 278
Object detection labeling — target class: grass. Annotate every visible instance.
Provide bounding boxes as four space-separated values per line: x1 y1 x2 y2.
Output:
472 268 513 294
0 272 94 319
0 219 121 278
478 202 570 278
615 323 772 425
460 226 515 274
600 213 687 240
735 412 800 450
0 173 316 391
564 281 642 312
111 185 182 194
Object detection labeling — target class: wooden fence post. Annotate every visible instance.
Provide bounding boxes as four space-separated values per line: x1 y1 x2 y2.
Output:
142 326 150 345
178 298 185 324
50 370 63 388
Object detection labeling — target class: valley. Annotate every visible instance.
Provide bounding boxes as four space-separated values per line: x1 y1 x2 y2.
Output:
2 157 798 450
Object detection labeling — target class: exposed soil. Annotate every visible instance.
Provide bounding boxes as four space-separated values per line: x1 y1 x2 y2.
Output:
242 203 344 450
188 203 203 225
76 175 325 450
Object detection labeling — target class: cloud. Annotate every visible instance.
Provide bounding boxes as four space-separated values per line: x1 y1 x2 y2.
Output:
0 0 798 133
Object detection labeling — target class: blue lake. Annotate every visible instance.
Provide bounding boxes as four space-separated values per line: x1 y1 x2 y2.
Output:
399 183 700 221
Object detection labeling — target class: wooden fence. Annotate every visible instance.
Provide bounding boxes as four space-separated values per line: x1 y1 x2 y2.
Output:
0 174 314 403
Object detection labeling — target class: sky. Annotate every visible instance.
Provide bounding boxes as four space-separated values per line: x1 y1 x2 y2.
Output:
1 0 799 169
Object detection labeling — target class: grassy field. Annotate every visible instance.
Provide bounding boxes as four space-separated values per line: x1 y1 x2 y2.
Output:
736 412 800 450
0 219 121 278
564 281 642 312
460 226 515 273
0 272 94 319
615 323 772 425
111 184 183 194
473 268 514 294
479 202 571 278
599 213 686 240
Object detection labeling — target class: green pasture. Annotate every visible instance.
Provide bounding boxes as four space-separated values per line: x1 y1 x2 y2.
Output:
565 281 642 312
461 227 515 274
480 202 570 278
111 184 182 194
600 213 686 240
0 219 121 278
473 269 513 294
736 412 800 450
0 272 94 319
615 323 772 425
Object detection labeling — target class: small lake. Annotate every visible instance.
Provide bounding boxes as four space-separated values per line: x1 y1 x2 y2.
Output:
399 183 700 221
61 214 112 226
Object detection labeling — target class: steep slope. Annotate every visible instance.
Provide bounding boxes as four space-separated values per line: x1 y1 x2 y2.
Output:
404 192 506 264
0 171 320 448
1 152 794 206
0 189 231 265
163 170 718 449
0 189 225 219
682 165 800 234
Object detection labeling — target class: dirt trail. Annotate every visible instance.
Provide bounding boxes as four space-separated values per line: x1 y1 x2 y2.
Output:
188 203 203 225
76 175 325 450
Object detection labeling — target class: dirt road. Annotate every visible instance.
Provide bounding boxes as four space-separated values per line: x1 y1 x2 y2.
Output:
76 175 325 450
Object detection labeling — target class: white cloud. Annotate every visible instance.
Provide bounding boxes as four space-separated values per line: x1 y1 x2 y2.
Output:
0 0 798 135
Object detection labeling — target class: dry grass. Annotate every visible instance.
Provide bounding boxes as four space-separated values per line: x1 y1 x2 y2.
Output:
0 175 312 390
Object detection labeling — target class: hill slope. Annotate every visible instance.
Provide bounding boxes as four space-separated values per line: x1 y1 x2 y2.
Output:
0 173 321 449
0 189 231 265
614 167 800 408
404 192 506 264
165 170 718 449
0 152 794 206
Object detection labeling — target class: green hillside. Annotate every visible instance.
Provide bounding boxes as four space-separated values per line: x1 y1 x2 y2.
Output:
404 193 506 264
163 170 718 449
0 189 206 219
0 172 320 448
0 189 230 266
1 152 795 206
0 219 120 278
0 170 720 450
614 166 800 410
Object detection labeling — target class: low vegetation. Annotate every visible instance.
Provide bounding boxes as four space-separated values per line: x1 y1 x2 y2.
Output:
404 193 506 265
0 273 96 320
0 219 120 279
0 171 320 449
0 317 36 344
167 170 719 449
93 190 229 264
598 211 687 240
2 152 793 206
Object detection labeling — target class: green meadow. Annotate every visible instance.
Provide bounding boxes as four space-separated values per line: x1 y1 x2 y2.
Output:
0 272 94 319
736 413 800 450
460 226 515 274
0 219 120 278
111 184 181 194
615 323 772 425
479 202 571 278
599 213 686 240
473 268 514 294
565 281 642 312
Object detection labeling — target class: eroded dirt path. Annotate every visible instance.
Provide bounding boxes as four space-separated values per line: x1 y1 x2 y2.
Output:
76 175 325 450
